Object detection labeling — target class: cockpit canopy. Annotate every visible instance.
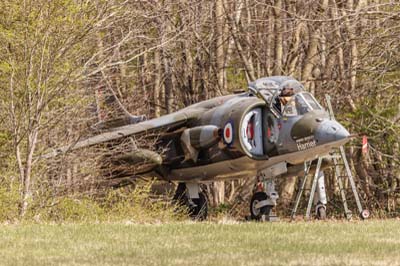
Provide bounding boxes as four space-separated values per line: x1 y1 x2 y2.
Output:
248 76 304 97
281 92 322 116
248 76 323 117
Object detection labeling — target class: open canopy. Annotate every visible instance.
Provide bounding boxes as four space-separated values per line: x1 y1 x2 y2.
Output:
248 76 304 97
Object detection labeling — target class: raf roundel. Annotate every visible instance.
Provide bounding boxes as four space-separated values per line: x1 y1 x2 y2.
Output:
223 122 233 145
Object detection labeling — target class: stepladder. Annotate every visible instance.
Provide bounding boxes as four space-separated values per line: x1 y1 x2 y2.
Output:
290 145 370 221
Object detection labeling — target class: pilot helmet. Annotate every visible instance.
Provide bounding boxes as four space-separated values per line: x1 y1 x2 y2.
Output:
279 80 304 97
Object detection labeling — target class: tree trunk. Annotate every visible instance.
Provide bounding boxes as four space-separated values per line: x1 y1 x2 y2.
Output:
273 0 283 75
215 0 226 94
280 176 297 208
301 27 319 92
162 46 174 114
154 50 161 117
213 181 225 206
227 10 255 82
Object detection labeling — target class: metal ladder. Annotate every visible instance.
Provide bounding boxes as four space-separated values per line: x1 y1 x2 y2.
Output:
290 95 369 220
290 148 369 220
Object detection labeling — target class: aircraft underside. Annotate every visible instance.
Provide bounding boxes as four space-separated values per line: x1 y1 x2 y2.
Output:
168 138 348 182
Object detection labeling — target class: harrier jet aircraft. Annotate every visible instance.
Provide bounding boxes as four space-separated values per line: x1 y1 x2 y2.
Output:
46 76 352 220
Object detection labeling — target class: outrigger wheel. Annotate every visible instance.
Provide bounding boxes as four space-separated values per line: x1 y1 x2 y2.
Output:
250 192 272 220
360 209 370 220
316 204 327 220
172 183 208 220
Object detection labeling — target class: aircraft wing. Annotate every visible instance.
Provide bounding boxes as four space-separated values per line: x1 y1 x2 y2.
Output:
44 108 205 158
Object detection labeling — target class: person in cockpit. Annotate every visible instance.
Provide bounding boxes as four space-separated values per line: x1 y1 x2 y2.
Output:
275 86 295 113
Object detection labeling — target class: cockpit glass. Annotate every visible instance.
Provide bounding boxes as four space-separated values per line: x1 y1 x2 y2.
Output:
276 92 323 116
295 95 310 115
282 97 297 116
260 89 274 98
301 92 322 110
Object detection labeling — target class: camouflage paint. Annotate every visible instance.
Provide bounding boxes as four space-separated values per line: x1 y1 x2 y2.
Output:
46 76 351 184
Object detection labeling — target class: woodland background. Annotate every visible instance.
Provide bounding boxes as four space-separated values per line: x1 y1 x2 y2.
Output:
0 0 399 221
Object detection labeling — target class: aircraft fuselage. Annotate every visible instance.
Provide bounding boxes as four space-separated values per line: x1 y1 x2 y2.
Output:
156 79 350 182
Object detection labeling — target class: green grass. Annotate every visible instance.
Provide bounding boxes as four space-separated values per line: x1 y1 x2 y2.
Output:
1 220 400 266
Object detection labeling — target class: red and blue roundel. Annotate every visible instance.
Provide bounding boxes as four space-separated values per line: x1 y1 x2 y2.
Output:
223 122 233 145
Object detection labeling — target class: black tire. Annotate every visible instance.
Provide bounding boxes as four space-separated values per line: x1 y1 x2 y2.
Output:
172 183 187 203
316 205 327 220
172 183 189 212
191 192 208 221
250 192 271 220
172 183 208 220
360 209 370 220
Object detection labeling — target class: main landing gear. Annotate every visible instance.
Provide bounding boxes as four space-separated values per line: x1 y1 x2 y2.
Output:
173 182 208 220
250 179 279 221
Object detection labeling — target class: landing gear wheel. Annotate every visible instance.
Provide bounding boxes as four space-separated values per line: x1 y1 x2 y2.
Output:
191 192 208 221
172 183 188 206
316 205 327 220
360 209 370 220
172 183 208 221
250 192 271 220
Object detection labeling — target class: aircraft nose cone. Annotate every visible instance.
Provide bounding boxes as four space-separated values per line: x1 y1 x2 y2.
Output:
315 120 350 145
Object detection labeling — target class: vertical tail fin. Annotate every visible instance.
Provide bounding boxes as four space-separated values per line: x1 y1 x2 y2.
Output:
93 84 146 131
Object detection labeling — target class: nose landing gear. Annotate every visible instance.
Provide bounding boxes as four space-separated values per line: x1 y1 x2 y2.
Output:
250 179 279 221
250 192 271 219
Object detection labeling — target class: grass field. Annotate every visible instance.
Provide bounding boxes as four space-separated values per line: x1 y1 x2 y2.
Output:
1 220 400 266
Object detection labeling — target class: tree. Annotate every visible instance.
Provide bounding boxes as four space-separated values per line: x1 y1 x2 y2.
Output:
0 0 110 216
